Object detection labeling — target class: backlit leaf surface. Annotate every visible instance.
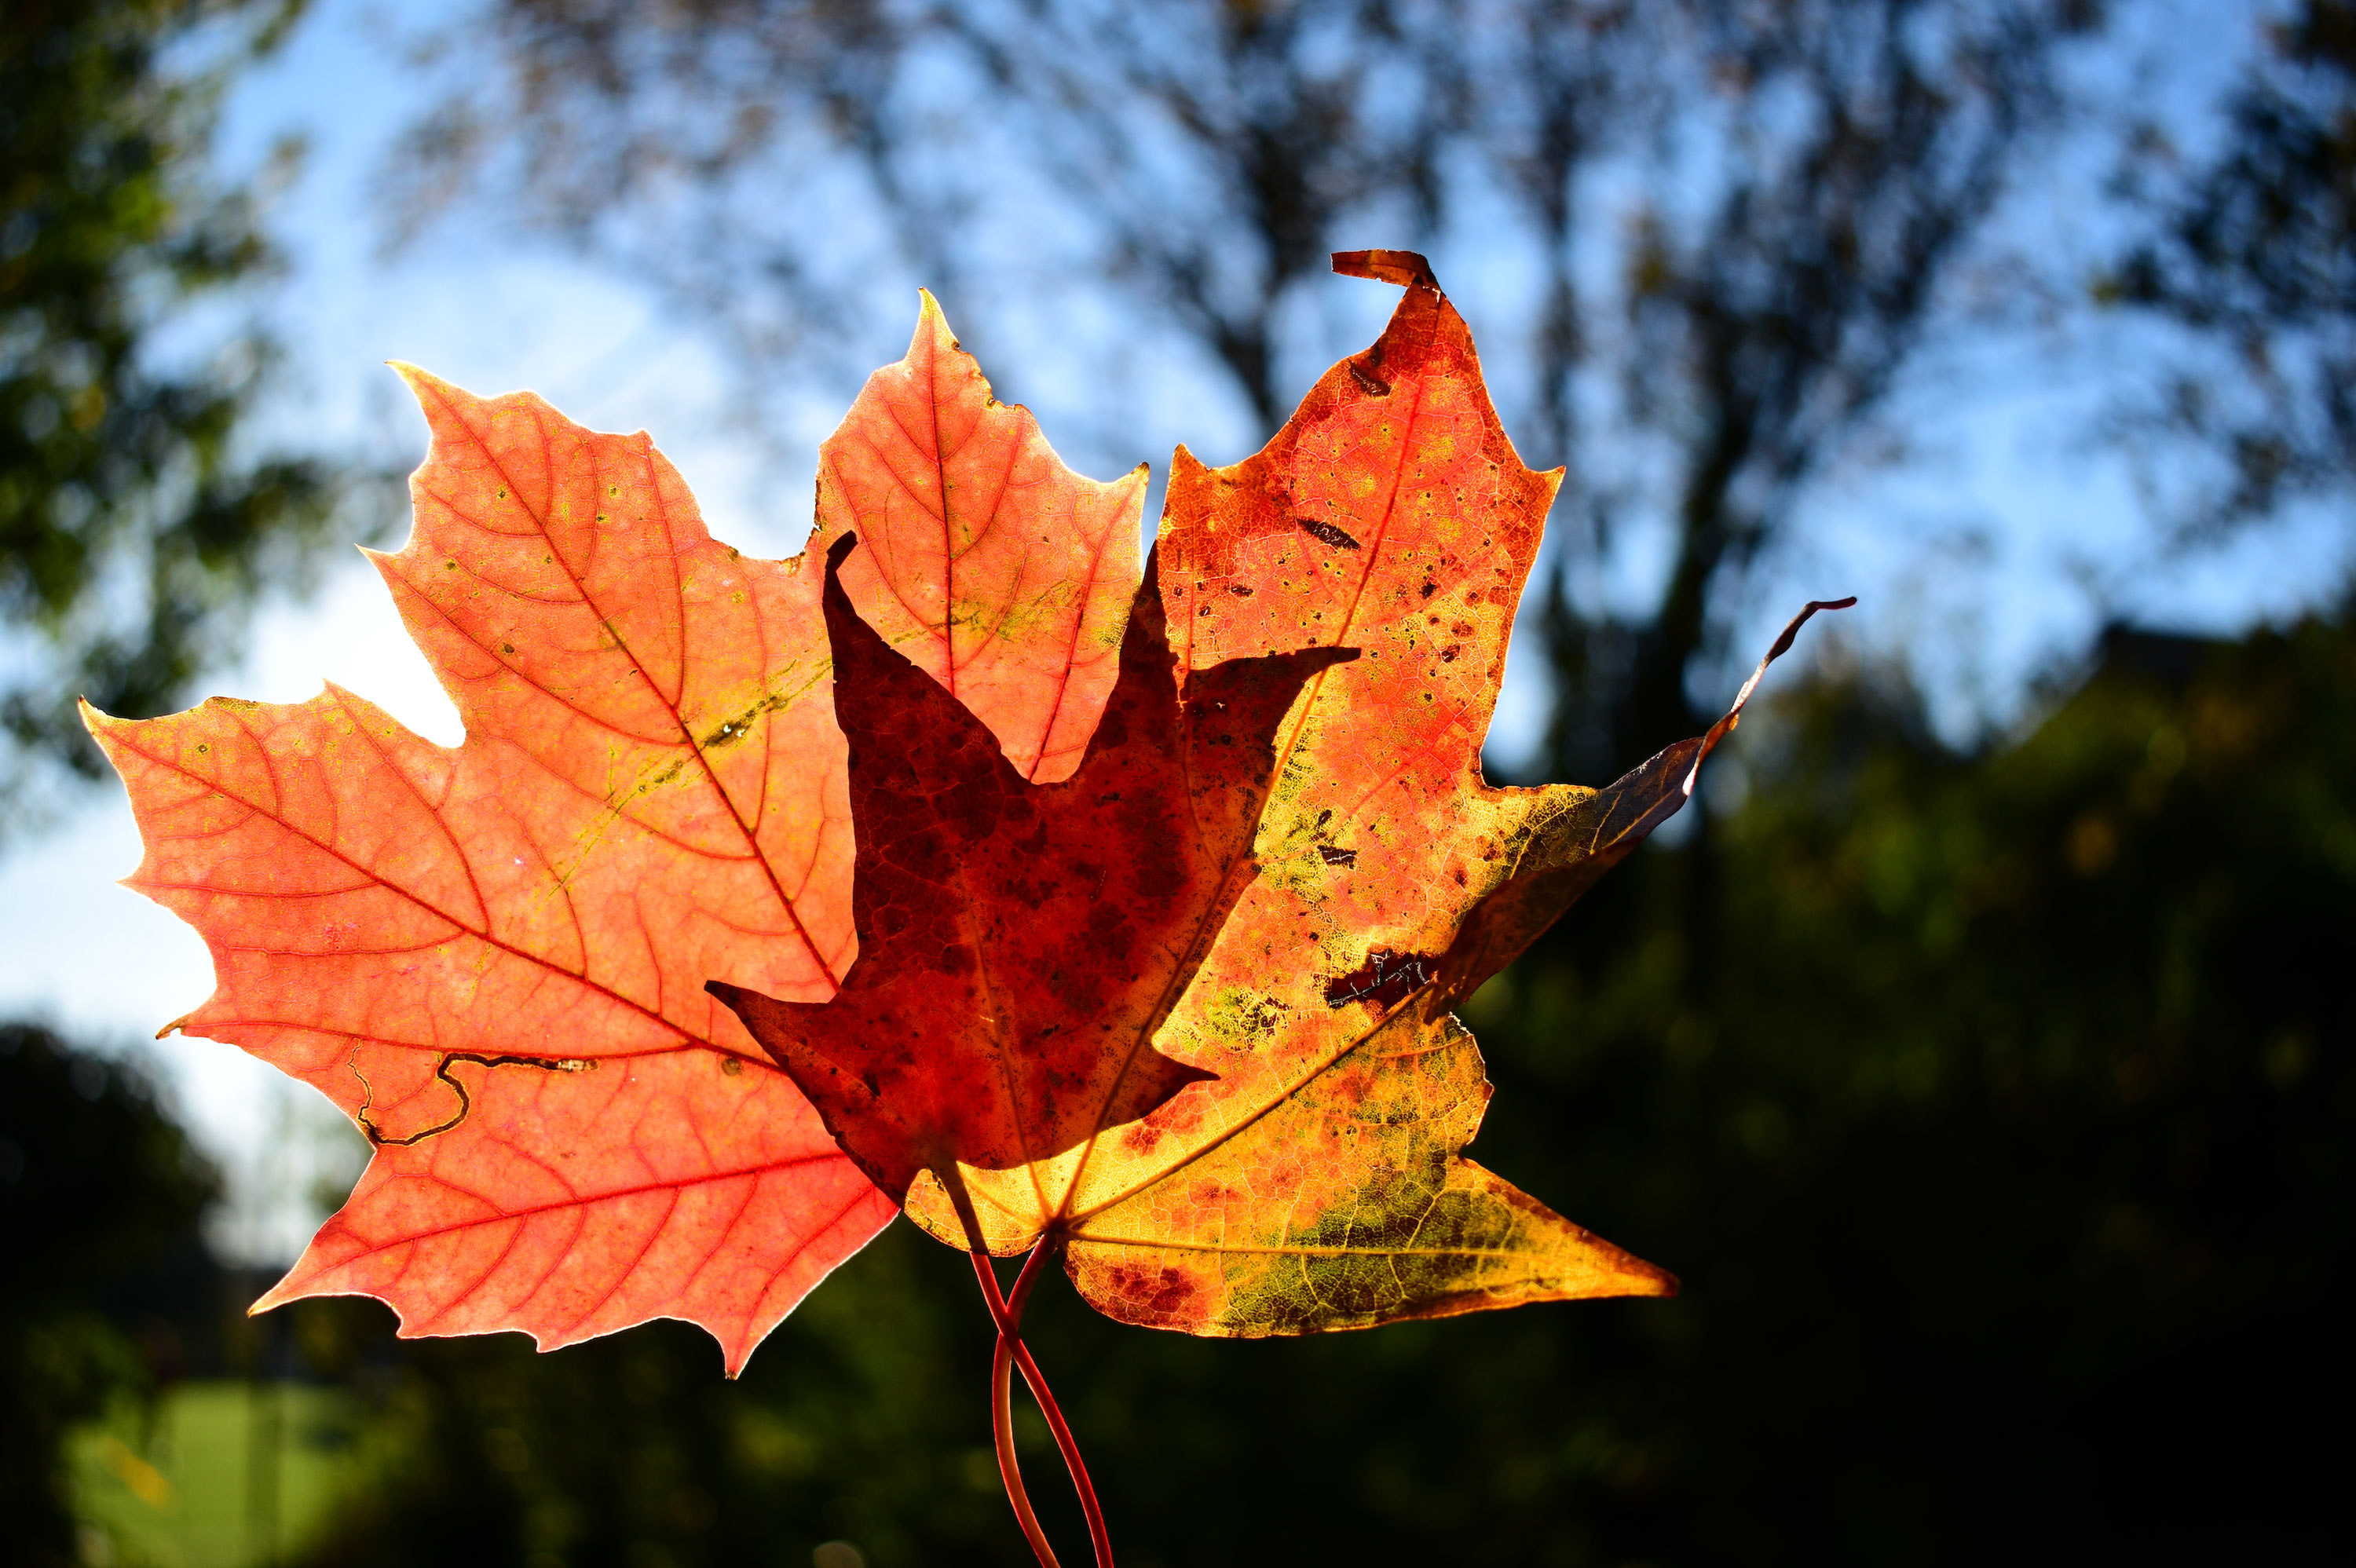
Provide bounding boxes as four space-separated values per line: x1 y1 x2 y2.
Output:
712 535 1351 1198
811 291 1146 784
88 297 1148 1370
95 261 1731 1361
726 255 1687 1336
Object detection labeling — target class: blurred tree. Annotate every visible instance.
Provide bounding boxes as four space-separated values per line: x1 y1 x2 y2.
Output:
380 0 1455 433
940 0 1461 434
1520 0 2095 777
2107 0 2355 528
0 1026 222 1568
0 0 342 836
389 0 2100 779
380 0 913 396
279 605 2356 1566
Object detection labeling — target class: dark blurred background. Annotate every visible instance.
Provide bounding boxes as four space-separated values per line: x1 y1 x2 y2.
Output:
5 0 2352 1564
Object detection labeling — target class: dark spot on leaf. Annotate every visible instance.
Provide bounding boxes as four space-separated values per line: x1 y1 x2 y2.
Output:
1347 359 1392 397
1317 845 1358 868
1297 517 1361 551
1227 583 1255 597
1106 1263 1200 1320
721 1056 742 1076
1418 580 1439 598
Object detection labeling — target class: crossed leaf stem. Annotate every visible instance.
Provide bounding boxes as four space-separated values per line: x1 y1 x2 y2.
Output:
969 1236 1114 1568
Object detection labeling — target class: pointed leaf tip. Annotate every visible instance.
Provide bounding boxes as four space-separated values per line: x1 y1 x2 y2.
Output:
385 360 441 398
812 288 1145 783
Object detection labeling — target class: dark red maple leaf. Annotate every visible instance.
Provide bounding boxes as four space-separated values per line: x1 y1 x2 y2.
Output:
713 534 1355 1207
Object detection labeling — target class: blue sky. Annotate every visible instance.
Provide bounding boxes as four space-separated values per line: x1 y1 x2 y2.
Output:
0 0 2336 1260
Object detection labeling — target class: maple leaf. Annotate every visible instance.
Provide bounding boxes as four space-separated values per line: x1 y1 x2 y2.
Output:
712 532 1355 1197
716 253 1831 1336
85 295 1140 1372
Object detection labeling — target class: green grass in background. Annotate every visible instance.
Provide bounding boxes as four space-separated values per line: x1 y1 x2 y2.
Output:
70 1383 361 1568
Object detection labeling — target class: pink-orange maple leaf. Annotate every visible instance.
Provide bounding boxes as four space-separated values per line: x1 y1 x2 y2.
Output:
87 295 1142 1372
811 291 1146 784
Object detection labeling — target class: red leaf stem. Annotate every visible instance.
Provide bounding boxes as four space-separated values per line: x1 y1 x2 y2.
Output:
974 1247 1059 1566
971 1244 1115 1568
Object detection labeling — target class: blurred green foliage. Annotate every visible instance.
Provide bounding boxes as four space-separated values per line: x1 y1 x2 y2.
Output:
252 607 2354 1566
1 1026 221 1567
0 0 340 832
68 1380 364 1567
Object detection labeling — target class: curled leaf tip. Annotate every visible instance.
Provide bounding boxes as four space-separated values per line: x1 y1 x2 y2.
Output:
1332 249 1439 290
1685 596 1859 798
